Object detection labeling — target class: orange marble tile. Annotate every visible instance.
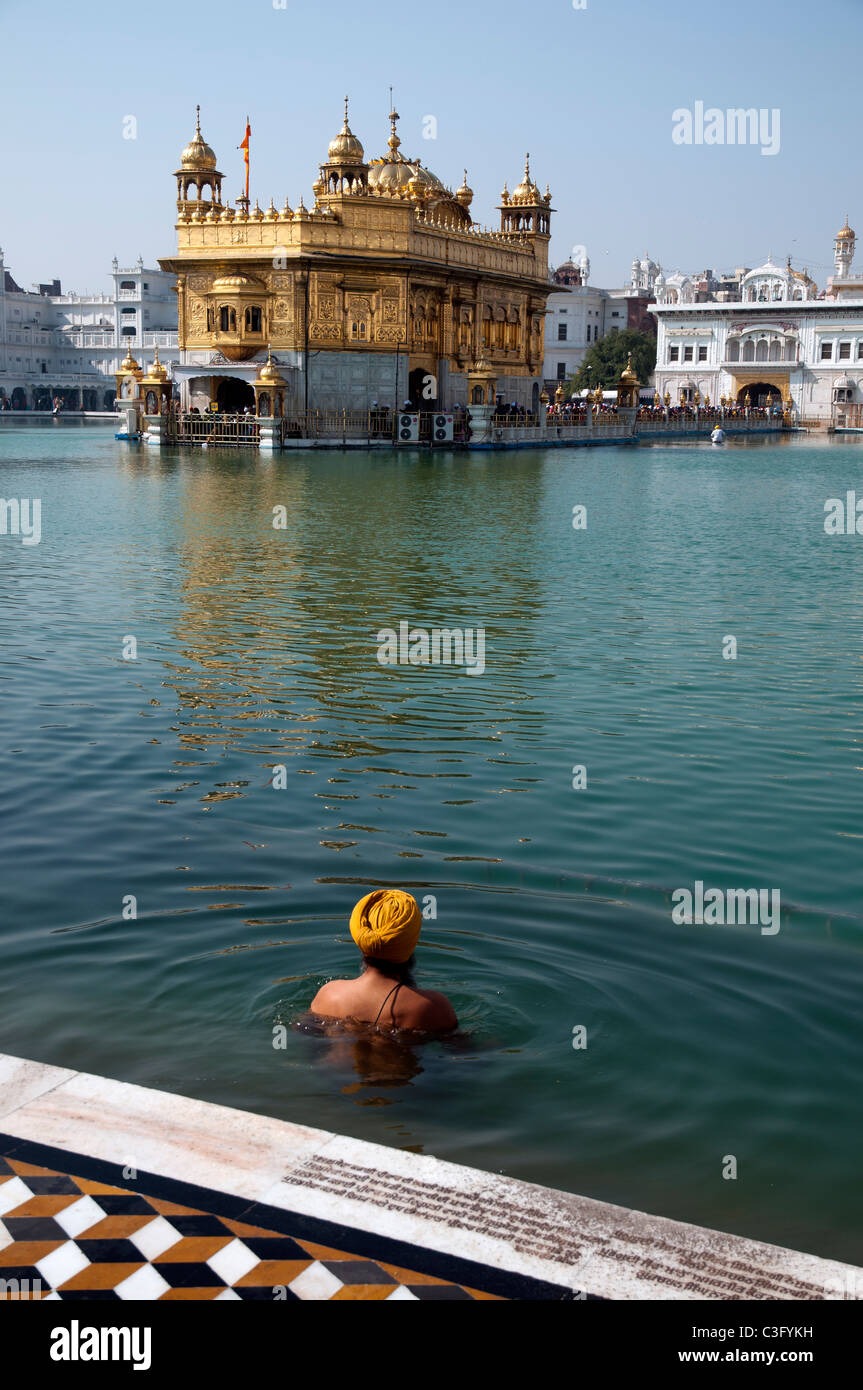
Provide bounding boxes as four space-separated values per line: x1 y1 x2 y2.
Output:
461 1285 505 1300
222 1216 289 1240
8 1161 61 1177
156 1237 234 1263
296 1239 358 1262
377 1261 448 1286
331 1285 399 1300
0 1194 81 1217
147 1198 203 1217
74 1179 138 1197
159 1288 224 1301
234 1260 310 1287
0 1240 65 1265
76 1214 157 1240
58 1262 146 1292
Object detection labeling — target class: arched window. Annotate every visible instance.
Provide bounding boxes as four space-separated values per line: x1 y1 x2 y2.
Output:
756 340 768 361
471 384 483 404
145 390 157 414
727 339 740 362
747 288 756 302
219 306 236 332
772 285 782 300
120 280 135 290
769 340 781 361
257 392 270 417
785 340 797 361
350 320 367 340
121 326 136 337
245 306 262 333
743 340 755 361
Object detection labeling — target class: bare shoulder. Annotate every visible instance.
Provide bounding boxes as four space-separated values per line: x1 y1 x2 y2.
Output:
310 979 351 1015
401 988 458 1032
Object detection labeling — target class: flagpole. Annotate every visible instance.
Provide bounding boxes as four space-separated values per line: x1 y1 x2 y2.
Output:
237 117 251 214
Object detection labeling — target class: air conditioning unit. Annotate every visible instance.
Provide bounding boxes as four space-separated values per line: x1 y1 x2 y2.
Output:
398 412 419 442
432 413 454 442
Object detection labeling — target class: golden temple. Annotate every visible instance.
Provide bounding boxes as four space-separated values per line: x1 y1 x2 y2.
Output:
158 101 554 414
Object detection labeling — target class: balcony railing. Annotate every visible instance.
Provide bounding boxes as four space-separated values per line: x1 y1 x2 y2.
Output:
175 412 260 445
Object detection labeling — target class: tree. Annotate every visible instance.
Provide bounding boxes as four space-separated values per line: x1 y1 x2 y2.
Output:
569 329 656 397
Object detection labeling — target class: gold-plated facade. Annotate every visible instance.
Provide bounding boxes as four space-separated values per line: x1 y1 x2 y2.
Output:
160 103 554 411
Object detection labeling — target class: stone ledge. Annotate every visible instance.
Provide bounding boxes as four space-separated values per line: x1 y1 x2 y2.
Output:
0 1052 859 1301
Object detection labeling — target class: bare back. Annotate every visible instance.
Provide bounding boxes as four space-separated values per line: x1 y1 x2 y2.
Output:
311 972 457 1033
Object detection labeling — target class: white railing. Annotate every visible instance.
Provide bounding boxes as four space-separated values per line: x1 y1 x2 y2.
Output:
141 332 178 348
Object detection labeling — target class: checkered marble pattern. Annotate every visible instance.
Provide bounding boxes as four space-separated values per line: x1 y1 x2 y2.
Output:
0 1155 501 1301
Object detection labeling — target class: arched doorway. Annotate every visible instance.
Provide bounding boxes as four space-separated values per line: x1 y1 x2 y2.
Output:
407 366 437 409
737 382 781 408
11 387 27 410
216 377 255 413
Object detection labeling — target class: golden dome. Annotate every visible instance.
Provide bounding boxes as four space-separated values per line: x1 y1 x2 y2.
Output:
211 272 263 291
456 170 473 207
408 166 428 200
255 348 286 386
511 154 540 205
618 352 639 385
181 106 217 171
368 156 444 193
836 215 855 242
328 96 365 163
366 106 445 195
119 349 141 374
145 345 167 381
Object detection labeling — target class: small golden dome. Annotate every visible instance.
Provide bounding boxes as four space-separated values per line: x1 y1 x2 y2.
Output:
120 349 141 374
456 170 473 207
618 352 639 385
181 106 217 171
472 357 494 374
837 215 855 242
328 97 365 163
256 348 286 386
211 273 263 291
146 345 168 381
511 154 539 205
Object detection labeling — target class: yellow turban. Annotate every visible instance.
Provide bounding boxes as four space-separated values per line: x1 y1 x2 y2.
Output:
350 889 422 963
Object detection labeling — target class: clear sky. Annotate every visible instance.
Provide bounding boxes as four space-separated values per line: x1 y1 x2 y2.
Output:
1 0 861 294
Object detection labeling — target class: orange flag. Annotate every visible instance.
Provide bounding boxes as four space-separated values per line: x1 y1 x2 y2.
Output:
238 117 251 201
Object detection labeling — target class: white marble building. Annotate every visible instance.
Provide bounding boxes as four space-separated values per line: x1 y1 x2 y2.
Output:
0 250 177 410
652 220 863 424
543 285 626 383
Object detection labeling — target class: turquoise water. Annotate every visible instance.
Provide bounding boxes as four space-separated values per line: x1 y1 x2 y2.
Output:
1 423 861 1263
